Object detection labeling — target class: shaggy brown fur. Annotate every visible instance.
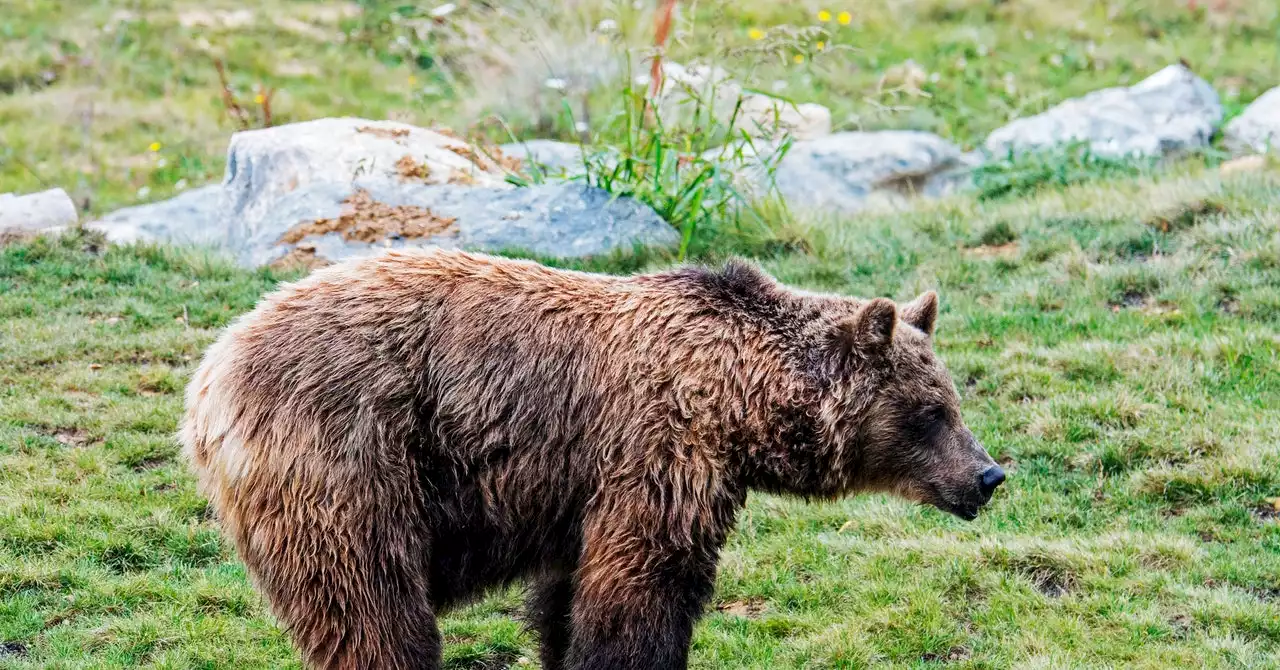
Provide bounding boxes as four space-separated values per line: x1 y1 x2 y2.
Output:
181 249 1001 670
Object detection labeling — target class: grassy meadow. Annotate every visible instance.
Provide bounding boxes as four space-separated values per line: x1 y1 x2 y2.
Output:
3 0 1280 668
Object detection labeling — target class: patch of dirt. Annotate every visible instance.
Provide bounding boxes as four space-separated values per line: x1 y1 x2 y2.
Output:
1252 499 1280 523
273 16 337 41
446 649 522 669
447 143 490 170
1144 198 1227 233
269 245 332 273
274 246 325 270
395 154 432 181
178 8 255 29
445 142 524 175
278 190 457 246
922 646 971 662
356 125 411 142
715 598 767 618
0 230 37 247
965 241 1019 259
1218 297 1240 315
1109 290 1149 311
487 145 524 174
0 642 27 658
51 428 91 447
1219 155 1267 176
448 169 479 185
1249 586 1280 602
1169 613 1194 638
131 456 171 472
1033 572 1072 598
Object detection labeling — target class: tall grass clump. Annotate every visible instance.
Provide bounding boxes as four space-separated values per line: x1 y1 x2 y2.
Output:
563 73 795 259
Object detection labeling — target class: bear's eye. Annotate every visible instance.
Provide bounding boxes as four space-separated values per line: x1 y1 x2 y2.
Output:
902 406 948 444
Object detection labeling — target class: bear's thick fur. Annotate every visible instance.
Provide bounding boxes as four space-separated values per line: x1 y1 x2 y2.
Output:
181 249 1000 670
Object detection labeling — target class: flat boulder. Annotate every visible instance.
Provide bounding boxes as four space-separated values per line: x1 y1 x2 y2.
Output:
984 65 1222 158
242 180 677 267
727 131 970 213
0 188 77 232
1224 87 1280 155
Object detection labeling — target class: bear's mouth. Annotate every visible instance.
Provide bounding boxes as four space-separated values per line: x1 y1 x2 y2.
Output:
932 488 989 521
945 501 981 521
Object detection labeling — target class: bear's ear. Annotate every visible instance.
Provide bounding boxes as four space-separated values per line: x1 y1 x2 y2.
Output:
901 291 938 337
837 298 897 357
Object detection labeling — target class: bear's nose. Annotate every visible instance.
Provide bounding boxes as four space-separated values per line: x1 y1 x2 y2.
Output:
979 465 1006 497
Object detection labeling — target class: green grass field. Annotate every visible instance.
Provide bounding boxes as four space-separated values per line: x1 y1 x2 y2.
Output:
2 0 1277 212
3 165 1279 668
3 0 1280 668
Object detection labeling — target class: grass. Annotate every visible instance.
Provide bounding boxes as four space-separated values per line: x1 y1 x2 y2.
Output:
1 0 1277 214
3 164 1280 668
2 0 1280 667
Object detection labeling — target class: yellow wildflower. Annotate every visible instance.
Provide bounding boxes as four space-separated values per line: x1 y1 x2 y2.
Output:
408 75 418 86
817 9 832 22
253 93 266 105
148 142 161 152
748 27 765 40
838 11 852 24
793 53 805 64
817 41 826 50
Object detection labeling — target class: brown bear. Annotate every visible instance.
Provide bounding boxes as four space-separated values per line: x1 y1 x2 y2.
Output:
180 249 1003 670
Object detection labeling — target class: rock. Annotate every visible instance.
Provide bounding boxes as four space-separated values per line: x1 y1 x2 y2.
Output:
0 188 78 232
984 65 1223 158
89 185 224 245
499 140 588 177
1224 87 1280 154
1219 154 1268 176
736 96 832 141
729 131 970 213
241 180 678 267
222 118 510 244
92 118 676 265
656 61 831 141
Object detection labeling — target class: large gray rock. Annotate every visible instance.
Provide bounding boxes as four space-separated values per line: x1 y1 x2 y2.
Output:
241 180 677 267
90 185 224 245
91 118 676 265
725 131 970 213
1224 87 1280 154
0 188 77 232
984 65 1222 158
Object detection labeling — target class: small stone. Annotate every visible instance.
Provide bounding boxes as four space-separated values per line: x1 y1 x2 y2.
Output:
1219 155 1267 175
0 188 78 232
1224 87 1280 155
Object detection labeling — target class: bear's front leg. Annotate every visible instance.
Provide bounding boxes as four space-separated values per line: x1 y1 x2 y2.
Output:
563 506 724 670
527 572 576 670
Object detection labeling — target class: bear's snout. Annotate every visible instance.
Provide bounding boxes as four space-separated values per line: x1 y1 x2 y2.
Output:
978 465 1006 500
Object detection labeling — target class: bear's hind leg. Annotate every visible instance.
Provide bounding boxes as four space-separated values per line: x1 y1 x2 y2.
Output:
225 456 442 669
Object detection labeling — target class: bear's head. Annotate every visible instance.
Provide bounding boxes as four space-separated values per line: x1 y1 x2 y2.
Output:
822 291 1003 520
